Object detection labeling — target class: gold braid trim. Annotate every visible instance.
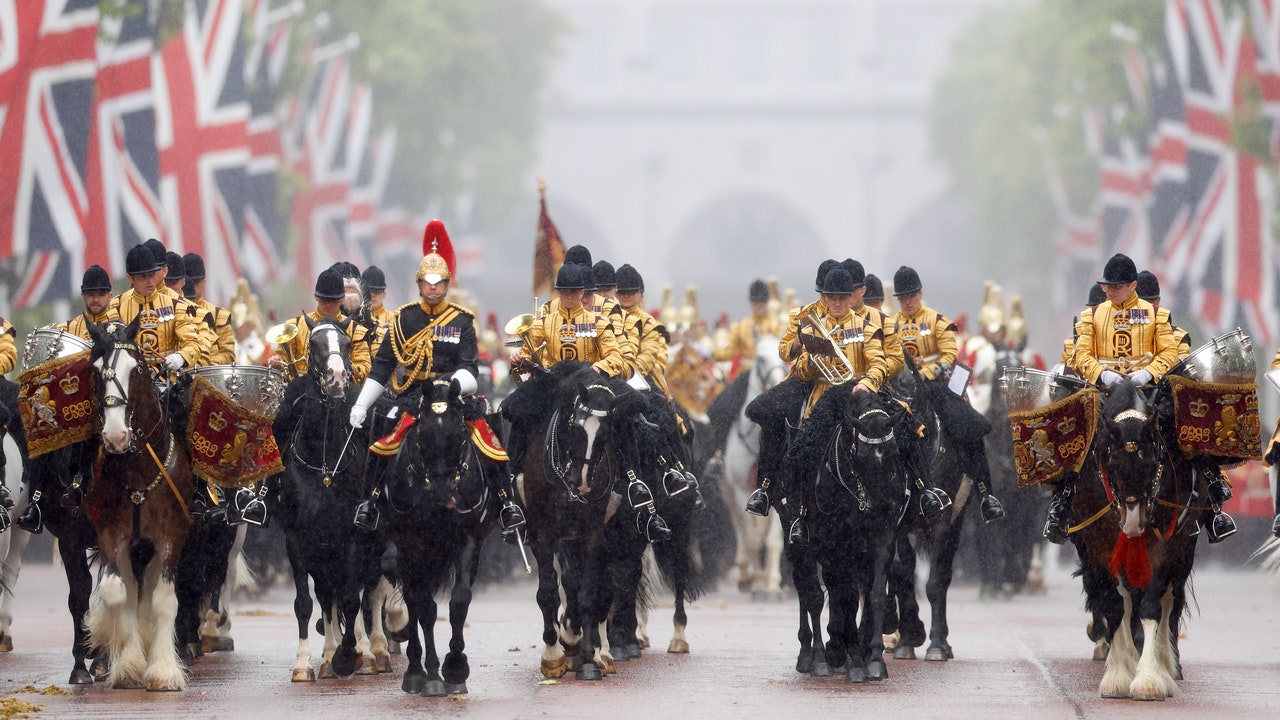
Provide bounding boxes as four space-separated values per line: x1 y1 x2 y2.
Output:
390 318 434 394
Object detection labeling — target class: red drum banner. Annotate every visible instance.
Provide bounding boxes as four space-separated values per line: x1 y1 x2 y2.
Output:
17 351 96 458
1166 376 1262 462
187 374 283 488
1009 387 1100 488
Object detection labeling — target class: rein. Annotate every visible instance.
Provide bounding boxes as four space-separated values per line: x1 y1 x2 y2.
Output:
290 378 357 483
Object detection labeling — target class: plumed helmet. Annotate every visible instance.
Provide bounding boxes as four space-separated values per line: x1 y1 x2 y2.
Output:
1136 270 1161 300
165 251 186 282
840 258 866 288
893 265 923 297
813 259 840 293
183 253 206 281
554 263 586 290
126 244 163 276
749 279 769 303
592 260 617 288
1098 253 1137 285
314 268 346 300
564 244 593 268
81 265 112 292
863 274 885 302
615 264 644 293
417 219 456 283
819 267 855 296
362 265 387 290
143 237 167 266
1087 283 1107 307
978 281 1006 334
1006 296 1028 346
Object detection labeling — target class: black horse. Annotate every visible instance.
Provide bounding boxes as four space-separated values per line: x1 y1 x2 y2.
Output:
273 317 367 682
505 361 644 681
793 389 908 683
377 377 497 696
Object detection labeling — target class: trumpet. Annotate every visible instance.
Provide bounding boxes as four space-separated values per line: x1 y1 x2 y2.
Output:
265 321 302 379
803 309 859 386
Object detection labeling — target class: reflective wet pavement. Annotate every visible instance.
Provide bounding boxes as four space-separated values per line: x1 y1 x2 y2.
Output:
1 551 1278 719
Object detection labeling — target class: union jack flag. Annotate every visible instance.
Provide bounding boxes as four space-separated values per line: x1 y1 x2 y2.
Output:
0 0 98 307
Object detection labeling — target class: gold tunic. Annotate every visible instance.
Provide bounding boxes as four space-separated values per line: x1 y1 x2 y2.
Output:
894 305 958 381
792 305 887 414
187 296 236 366
711 313 785 363
871 307 906 381
620 304 671 396
58 309 113 342
0 319 15 375
1072 294 1178 383
542 293 635 373
274 309 372 384
107 288 203 370
523 302 628 378
368 304 394 356
779 300 826 366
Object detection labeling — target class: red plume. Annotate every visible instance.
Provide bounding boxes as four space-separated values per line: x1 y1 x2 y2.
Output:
422 219 457 277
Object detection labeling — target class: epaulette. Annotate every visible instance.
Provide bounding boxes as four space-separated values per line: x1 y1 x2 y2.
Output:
395 301 419 314
448 302 476 318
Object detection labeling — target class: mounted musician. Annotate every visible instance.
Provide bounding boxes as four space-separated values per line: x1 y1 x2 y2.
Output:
13 265 113 533
181 253 235 366
108 243 204 375
272 270 372 386
861 274 906 381
1043 253 1181 544
349 219 525 535
712 279 785 378
359 265 393 356
164 251 187 296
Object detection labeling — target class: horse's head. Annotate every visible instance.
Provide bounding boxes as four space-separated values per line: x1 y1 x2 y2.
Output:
843 390 903 466
88 316 154 454
304 315 353 399
1101 379 1160 537
751 335 787 393
395 378 468 508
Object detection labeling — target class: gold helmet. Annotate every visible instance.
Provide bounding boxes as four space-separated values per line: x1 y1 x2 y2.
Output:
978 281 1006 336
417 219 456 283
1006 296 1027 347
659 284 678 326
680 285 699 328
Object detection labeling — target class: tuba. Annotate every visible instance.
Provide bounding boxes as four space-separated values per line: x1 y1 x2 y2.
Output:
265 321 302 379
800 308 859 385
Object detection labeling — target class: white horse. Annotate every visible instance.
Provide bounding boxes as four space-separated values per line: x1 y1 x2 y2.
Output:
720 336 787 600
0 430 31 653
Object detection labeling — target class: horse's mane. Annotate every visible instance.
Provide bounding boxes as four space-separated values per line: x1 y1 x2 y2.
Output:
787 389 852 473
1102 380 1140 421
500 360 593 424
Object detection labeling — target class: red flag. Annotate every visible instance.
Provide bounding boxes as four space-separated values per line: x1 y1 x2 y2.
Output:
533 179 565 297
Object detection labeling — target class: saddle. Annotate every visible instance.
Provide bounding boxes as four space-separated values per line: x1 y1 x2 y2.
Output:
369 409 507 462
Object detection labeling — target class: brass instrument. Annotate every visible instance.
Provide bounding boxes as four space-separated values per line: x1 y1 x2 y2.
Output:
265 321 302 378
804 309 859 385
504 313 546 384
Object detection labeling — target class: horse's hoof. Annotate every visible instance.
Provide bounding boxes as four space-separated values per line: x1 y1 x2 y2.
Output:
146 679 183 692
893 645 916 660
401 672 426 694
112 678 145 690
388 628 409 644
331 646 358 678
540 657 570 679
216 637 234 652
575 663 603 681
882 632 899 650
600 658 616 675
925 646 950 662
318 661 337 680
866 660 887 681
422 679 448 697
200 637 221 654
0 633 12 653
811 659 832 678
442 652 469 685
446 681 468 695
561 643 580 658
738 579 753 593
375 654 393 674
292 666 317 682
640 634 650 649
189 641 204 660
796 650 814 674
356 656 378 675
845 666 867 683
90 656 110 680
1093 641 1110 662
69 667 94 685
668 639 689 654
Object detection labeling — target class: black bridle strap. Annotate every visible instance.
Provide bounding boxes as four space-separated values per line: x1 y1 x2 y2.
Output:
146 438 189 519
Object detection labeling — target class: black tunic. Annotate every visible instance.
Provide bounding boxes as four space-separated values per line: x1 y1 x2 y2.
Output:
368 301 479 390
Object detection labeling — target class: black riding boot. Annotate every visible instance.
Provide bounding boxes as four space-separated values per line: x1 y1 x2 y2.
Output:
230 482 269 527
902 441 948 520
15 490 42 534
490 464 527 543
1043 475 1075 545
626 470 671 543
958 439 1005 524
1198 464 1237 543
353 488 381 532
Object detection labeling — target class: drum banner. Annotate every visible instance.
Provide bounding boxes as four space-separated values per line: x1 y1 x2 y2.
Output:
1165 375 1262 461
1009 387 1100 489
17 351 95 458
187 374 283 487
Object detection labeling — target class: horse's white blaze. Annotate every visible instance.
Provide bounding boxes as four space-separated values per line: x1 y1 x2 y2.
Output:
324 328 344 385
1100 585 1139 698
580 415 601 490
96 352 136 452
1121 502 1145 538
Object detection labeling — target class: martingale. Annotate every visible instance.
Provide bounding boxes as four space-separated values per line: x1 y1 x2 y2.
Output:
1165 375 1262 461
1008 387 1100 488
186 374 283 488
16 350 96 459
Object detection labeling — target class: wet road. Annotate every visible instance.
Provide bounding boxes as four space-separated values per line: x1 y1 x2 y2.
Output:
0 550 1278 719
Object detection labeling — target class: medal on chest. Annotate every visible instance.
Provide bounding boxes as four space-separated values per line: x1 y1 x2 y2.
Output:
433 325 460 344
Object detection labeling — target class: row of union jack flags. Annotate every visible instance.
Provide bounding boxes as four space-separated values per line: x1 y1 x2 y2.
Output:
0 0 418 309
1051 0 1280 351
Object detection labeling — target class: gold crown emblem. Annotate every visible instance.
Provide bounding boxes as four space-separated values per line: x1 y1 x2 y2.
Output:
1247 393 1259 410
208 411 228 432
1188 399 1209 418
59 374 80 395
1056 416 1076 435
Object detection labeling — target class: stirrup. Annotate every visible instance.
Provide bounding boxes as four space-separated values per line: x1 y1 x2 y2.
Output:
0 485 13 510
918 488 945 518
637 510 671 543
239 498 268 527
353 501 380 532
979 494 1006 524
626 477 655 509
788 516 807 546
13 502 39 535
662 468 692 498
499 501 527 531
1206 476 1233 505
745 488 771 517
0 508 10 534
60 480 84 510
1042 507 1069 545
1207 510 1237 544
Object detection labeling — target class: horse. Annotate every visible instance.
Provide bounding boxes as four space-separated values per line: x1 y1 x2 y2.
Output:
792 388 908 682
376 377 497 696
1071 380 1197 700
272 316 368 682
506 361 644 680
0 376 30 654
710 336 787 599
82 317 195 691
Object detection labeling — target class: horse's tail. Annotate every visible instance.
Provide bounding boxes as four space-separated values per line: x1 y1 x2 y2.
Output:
1251 535 1280 580
129 538 156 594
651 526 710 603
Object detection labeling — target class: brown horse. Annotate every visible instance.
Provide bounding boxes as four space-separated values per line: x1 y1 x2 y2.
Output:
83 318 194 691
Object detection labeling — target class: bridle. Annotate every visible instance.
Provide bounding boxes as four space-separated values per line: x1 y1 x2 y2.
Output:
546 383 614 500
95 340 163 454
309 323 351 398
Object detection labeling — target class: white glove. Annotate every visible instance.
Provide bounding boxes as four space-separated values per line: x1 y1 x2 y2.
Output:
1130 369 1154 386
1100 370 1124 387
451 369 478 396
164 353 185 371
350 378 386 428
